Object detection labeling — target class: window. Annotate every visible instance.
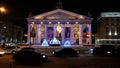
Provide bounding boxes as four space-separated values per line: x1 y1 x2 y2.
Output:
116 18 119 21
117 27 119 33
106 27 109 32
111 18 114 21
116 22 119 26
105 18 108 21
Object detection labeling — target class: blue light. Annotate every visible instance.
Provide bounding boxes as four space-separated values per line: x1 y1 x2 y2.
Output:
41 39 49 46
64 40 71 46
50 37 61 44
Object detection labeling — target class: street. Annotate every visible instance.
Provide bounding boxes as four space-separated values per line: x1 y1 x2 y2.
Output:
0 55 120 68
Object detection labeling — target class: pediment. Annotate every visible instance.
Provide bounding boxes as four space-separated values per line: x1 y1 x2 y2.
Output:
43 12 78 19
28 9 92 20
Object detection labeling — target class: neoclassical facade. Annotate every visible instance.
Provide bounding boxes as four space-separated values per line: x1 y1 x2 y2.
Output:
27 9 93 45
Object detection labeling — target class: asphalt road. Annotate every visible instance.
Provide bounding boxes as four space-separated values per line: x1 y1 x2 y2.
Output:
0 55 120 68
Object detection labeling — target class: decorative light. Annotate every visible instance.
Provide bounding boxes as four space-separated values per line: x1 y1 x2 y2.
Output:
40 22 43 24
24 34 28 37
50 37 61 44
41 39 49 46
34 16 43 19
109 32 112 36
58 22 60 24
75 22 78 24
114 31 117 36
64 40 71 46
32 22 35 24
86 34 90 37
67 22 69 24
49 22 52 24
78 16 84 19
56 25 62 33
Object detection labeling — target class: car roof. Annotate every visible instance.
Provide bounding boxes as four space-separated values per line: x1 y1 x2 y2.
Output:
21 47 35 50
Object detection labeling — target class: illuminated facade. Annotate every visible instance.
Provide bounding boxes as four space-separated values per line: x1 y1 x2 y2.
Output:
96 12 120 44
27 9 93 45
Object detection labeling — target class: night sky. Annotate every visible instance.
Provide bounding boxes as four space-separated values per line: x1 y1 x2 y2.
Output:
0 0 120 33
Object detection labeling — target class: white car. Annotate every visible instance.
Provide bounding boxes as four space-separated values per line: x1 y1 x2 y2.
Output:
5 46 21 54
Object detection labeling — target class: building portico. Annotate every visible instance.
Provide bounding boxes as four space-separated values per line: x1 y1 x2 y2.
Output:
27 9 93 46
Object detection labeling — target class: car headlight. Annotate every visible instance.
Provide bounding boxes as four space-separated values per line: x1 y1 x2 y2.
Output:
42 55 46 58
107 51 111 54
0 52 5 55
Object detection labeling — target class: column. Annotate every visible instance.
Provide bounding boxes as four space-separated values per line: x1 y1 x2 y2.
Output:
88 24 92 44
27 23 31 44
54 24 56 38
39 24 41 44
35 24 41 44
79 24 82 45
62 24 65 45
70 24 74 45
44 24 47 39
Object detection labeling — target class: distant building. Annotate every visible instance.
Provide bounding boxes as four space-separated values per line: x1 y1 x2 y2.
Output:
95 12 120 44
0 21 23 44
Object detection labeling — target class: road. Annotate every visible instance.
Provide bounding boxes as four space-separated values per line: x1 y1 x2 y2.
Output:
0 55 120 68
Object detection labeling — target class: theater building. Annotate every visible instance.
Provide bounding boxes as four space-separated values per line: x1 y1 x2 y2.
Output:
27 8 93 46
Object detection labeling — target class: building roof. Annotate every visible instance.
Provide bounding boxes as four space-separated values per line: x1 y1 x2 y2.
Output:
100 12 120 17
27 9 93 20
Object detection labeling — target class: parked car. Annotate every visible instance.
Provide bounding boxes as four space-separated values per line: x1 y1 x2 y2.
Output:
92 45 116 56
20 47 35 51
115 46 120 57
12 47 48 62
4 46 21 54
53 48 79 57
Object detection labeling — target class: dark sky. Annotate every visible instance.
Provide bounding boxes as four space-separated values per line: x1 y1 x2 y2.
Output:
0 0 120 32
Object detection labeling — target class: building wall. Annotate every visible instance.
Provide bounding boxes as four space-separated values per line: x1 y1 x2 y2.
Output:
96 12 120 44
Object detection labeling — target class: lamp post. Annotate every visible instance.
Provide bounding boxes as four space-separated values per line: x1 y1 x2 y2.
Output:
0 6 7 44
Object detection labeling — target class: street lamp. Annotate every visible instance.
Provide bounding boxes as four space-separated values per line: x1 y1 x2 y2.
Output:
0 7 7 13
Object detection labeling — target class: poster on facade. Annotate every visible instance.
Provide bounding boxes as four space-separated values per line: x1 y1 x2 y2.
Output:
82 24 89 44
47 27 53 42
65 27 70 40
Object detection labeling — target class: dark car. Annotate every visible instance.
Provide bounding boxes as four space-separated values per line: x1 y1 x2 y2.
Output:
20 47 35 51
53 48 79 57
115 46 120 57
12 47 47 63
93 45 116 56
